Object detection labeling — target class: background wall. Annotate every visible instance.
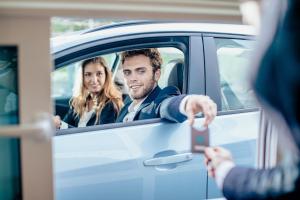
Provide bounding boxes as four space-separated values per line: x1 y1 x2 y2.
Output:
0 0 242 23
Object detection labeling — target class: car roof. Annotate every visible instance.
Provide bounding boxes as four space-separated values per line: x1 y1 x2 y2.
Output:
51 21 256 54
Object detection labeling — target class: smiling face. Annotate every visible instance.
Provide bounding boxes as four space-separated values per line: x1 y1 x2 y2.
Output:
122 55 160 103
83 63 106 95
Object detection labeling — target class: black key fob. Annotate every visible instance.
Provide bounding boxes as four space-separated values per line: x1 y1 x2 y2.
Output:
191 126 210 153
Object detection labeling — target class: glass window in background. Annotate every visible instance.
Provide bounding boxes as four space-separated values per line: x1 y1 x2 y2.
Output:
215 38 258 111
0 46 22 200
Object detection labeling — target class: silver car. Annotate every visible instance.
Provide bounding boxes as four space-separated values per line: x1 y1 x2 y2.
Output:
52 21 259 200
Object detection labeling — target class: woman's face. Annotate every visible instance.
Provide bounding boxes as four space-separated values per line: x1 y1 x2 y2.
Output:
83 63 106 94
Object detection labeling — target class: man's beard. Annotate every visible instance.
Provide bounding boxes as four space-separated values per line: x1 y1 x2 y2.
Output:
130 77 156 101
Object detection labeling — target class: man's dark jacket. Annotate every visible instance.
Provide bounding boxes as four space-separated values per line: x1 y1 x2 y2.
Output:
223 1 300 199
116 86 187 123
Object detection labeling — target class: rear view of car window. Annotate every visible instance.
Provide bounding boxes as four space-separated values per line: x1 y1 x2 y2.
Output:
214 38 258 111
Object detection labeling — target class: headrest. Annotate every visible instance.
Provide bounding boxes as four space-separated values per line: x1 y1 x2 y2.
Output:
166 59 184 93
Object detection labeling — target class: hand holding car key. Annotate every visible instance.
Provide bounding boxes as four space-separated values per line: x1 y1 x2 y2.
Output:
183 94 215 153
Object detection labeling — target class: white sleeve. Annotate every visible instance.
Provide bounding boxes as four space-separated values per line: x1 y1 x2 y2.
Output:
179 95 205 117
60 121 69 129
179 95 190 115
215 161 235 188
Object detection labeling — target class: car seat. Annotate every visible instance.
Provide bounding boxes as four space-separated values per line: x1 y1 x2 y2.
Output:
166 59 184 93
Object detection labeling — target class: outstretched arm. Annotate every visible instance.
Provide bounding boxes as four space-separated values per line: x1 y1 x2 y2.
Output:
160 94 217 126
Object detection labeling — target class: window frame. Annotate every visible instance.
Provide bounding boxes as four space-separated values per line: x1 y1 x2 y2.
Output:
53 34 193 136
203 33 259 115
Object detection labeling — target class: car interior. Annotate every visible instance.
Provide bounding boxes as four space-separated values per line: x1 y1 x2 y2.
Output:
53 47 185 124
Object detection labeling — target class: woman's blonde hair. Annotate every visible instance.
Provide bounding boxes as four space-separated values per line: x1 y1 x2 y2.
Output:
70 57 123 124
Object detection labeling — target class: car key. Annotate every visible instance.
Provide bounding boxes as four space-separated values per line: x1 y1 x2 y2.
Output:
191 126 210 153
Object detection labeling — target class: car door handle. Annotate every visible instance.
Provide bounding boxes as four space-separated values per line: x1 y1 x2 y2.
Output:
143 153 193 166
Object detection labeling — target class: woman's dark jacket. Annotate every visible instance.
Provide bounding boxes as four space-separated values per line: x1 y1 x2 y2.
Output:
63 101 118 128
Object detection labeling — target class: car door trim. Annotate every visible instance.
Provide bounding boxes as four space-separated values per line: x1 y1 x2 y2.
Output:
188 36 205 95
54 33 195 67
202 33 255 40
217 108 260 116
56 118 162 136
203 36 222 111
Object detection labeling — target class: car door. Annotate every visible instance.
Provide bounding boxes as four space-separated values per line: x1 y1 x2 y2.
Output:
53 34 208 200
202 34 260 198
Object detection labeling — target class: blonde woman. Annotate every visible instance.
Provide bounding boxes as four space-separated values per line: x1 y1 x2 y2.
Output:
54 57 123 129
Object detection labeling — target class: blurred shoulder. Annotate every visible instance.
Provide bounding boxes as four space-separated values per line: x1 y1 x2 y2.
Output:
159 86 181 95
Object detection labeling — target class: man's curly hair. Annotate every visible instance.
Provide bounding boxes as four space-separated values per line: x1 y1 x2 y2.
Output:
121 48 162 72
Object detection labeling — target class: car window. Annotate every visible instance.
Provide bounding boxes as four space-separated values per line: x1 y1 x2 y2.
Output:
52 47 185 126
51 53 117 99
214 38 258 111
158 47 184 90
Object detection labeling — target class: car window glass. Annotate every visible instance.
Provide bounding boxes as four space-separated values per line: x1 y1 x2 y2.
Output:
158 47 184 90
215 38 258 111
0 46 22 200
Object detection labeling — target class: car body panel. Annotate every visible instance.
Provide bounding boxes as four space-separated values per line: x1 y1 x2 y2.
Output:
54 111 259 199
207 111 259 198
54 119 207 200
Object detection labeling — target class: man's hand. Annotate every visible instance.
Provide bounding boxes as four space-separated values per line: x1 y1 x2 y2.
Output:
204 147 233 178
185 95 217 126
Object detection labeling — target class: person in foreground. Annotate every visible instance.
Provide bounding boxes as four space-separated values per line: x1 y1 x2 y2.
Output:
204 1 300 199
116 48 217 126
54 57 123 129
